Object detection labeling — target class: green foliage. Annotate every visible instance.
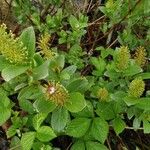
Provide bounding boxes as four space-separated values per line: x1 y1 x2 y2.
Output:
66 117 91 137
86 141 108 150
91 117 109 143
21 132 36 150
0 93 11 126
1 0 150 149
36 126 56 142
51 107 69 132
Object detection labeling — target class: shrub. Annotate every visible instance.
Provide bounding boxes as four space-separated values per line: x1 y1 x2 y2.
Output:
0 0 150 149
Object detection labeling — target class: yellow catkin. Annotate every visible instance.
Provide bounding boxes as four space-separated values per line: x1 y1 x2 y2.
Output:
38 33 56 59
115 46 130 71
97 87 109 101
43 81 69 106
128 78 145 98
134 46 147 67
106 0 114 8
0 24 28 64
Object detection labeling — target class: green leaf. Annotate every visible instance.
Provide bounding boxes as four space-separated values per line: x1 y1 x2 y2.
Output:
7 125 17 138
32 113 48 130
0 94 11 125
32 142 43 150
65 92 86 112
66 78 89 93
66 118 91 137
21 132 35 150
32 60 50 80
104 67 120 79
72 101 94 118
135 98 150 110
69 15 79 30
123 96 140 106
0 108 11 126
99 47 114 59
113 117 126 135
143 120 150 134
0 56 10 71
133 118 141 130
143 120 150 133
32 142 52 150
2 65 29 81
96 102 116 120
0 93 10 107
19 99 34 114
91 117 109 143
52 55 65 70
61 65 77 76
85 141 108 150
60 65 77 80
15 83 27 91
18 85 42 100
51 107 69 132
36 126 56 142
10 136 21 150
91 57 106 76
71 141 85 150
124 62 142 76
135 72 150 79
33 96 57 113
20 26 35 59
33 53 44 66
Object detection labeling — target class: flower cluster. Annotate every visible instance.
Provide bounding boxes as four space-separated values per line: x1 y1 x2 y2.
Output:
0 24 28 64
134 46 147 67
106 0 114 8
43 81 69 106
128 78 145 98
115 46 130 71
97 87 109 101
38 33 56 59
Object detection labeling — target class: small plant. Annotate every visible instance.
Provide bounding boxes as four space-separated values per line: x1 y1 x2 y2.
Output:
0 0 150 149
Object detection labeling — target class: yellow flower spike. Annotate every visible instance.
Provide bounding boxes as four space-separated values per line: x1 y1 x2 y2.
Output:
43 81 69 106
128 78 145 98
38 33 56 59
106 0 114 8
0 24 28 64
115 46 130 71
134 46 147 67
97 87 109 101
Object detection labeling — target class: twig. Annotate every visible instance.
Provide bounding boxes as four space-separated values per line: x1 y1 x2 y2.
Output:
118 135 128 149
66 142 73 150
88 15 105 27
107 38 118 48
109 125 144 130
4 0 12 7
86 0 93 13
107 138 112 150
82 0 88 13
41 3 51 20
125 126 144 130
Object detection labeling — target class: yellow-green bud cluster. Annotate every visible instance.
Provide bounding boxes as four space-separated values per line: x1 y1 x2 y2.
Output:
97 87 109 101
38 33 56 59
0 24 28 64
128 78 145 98
106 0 114 8
115 46 130 71
134 46 147 67
44 81 69 106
